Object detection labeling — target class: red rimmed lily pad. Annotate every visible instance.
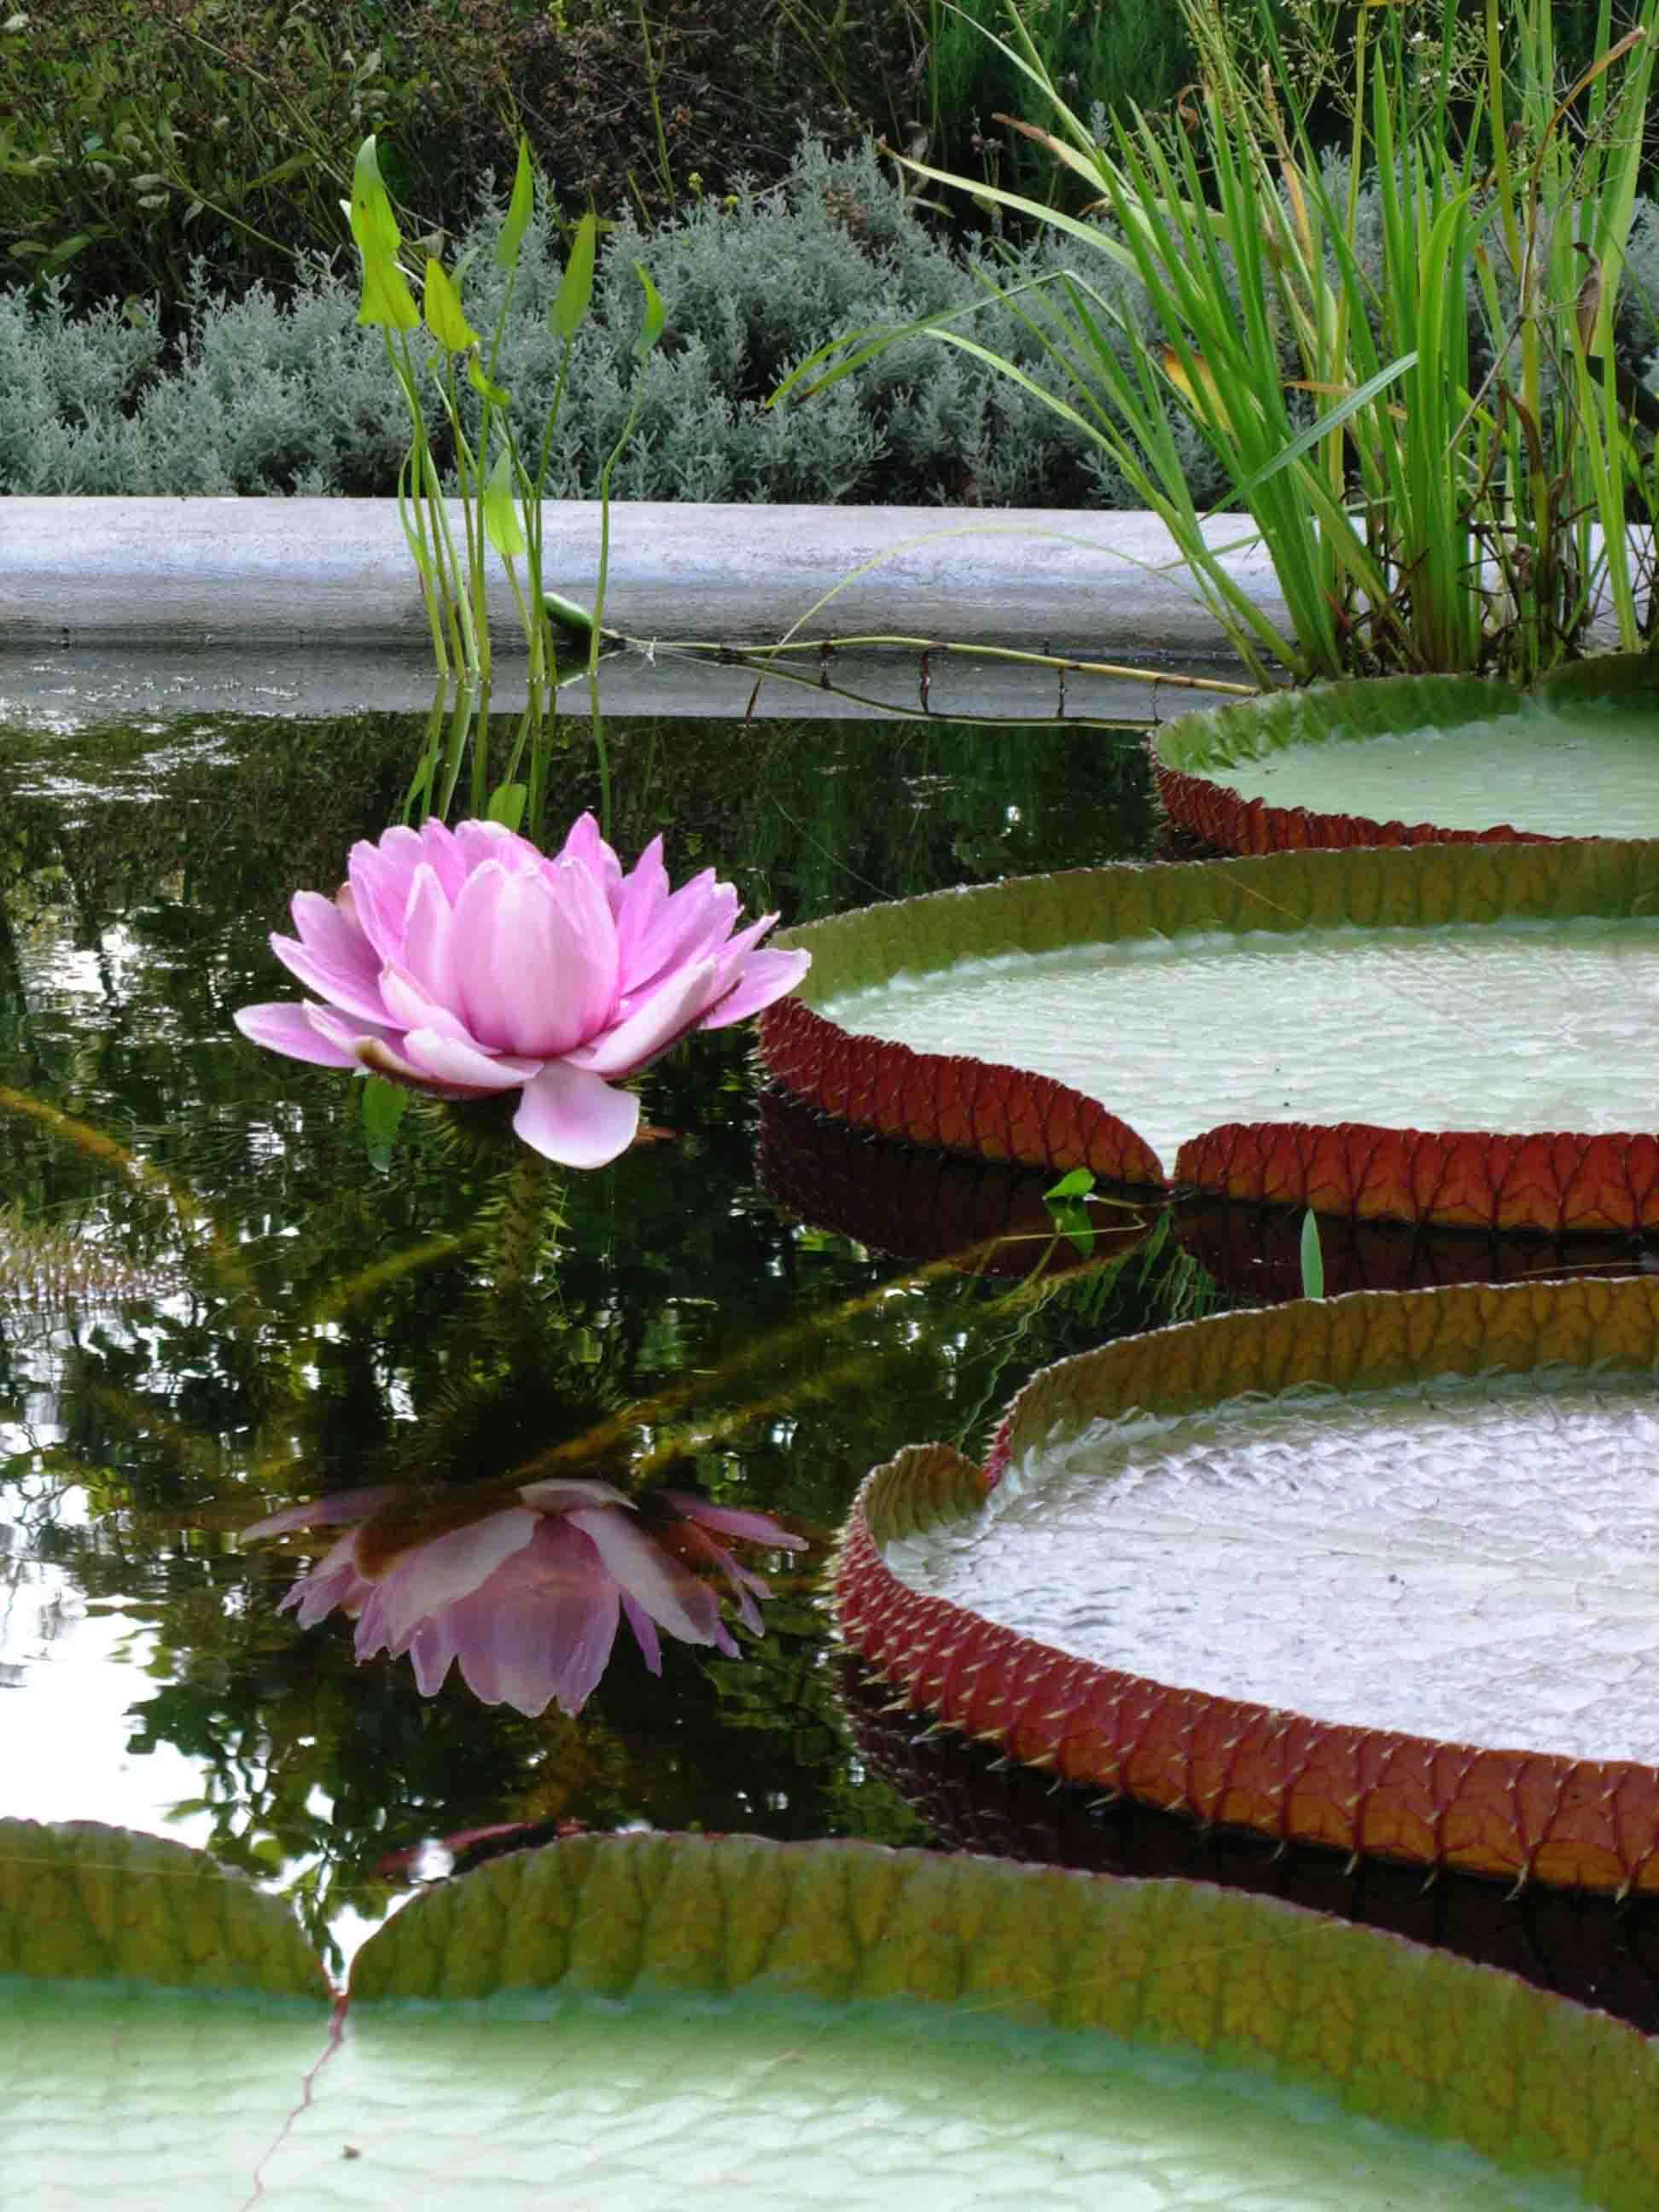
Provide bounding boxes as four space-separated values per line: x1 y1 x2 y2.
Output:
1153 662 1659 854
836 1655 1659 2035
835 1277 1659 1898
10 1819 1659 2209
758 841 1659 1233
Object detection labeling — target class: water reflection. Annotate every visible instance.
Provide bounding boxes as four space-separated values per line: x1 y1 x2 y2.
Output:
0 705 1165 1964
7 699 1650 2009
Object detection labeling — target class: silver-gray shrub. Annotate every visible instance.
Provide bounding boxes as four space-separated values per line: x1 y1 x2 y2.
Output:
0 138 1216 507
9 134 1651 504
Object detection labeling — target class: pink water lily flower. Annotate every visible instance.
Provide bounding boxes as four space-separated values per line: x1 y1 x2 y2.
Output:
242 1479 806 1719
234 814 811 1167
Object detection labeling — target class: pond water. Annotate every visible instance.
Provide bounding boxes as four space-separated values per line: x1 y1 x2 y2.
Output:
0 705 1171 1964
5 699 1659 2032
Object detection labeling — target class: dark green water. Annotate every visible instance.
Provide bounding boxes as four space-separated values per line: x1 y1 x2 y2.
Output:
0 707 1181 1965
6 702 1658 2026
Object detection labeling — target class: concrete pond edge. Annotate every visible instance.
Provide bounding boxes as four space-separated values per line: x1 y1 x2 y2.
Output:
0 498 1649 725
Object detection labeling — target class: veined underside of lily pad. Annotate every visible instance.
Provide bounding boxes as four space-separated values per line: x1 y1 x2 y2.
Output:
9 1820 1659 2209
835 1277 1659 1897
758 841 1659 1233
1152 664 1659 854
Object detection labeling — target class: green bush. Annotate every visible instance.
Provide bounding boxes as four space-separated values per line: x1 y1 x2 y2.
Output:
0 0 439 306
926 0 1199 178
0 0 921 315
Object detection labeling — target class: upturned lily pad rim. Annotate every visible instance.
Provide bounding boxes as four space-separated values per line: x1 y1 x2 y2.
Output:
1150 662 1659 855
772 837 1659 1004
835 1275 1659 1900
762 838 1659 1231
7 1819 1658 2210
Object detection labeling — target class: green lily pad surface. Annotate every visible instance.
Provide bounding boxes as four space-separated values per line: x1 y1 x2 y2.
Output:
888 1365 1659 1765
9 1822 1659 2209
1153 667 1659 851
762 841 1659 1230
822 909 1659 1172
836 1278 1659 1897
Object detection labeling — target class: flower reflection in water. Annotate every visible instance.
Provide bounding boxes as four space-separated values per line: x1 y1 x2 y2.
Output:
242 1479 806 1718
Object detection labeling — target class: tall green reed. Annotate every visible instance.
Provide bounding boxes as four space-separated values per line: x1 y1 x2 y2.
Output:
350 133 663 688
350 132 662 840
781 0 1659 685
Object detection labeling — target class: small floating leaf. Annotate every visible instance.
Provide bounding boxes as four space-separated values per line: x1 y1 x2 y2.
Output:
632 261 665 359
486 781 527 831
483 448 527 557
1299 1206 1324 1297
468 353 511 406
348 133 419 331
361 1072 408 1167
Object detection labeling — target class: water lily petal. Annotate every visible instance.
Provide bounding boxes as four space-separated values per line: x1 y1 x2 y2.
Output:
289 889 381 996
235 1001 364 1070
697 946 813 1030
452 1519 620 1715
398 1027 541 1092
405 1615 460 1697
621 1592 662 1675
562 958 720 1077
567 1503 723 1646
281 1531 375 1630
356 1505 538 1656
347 825 428 966
610 914 793 1027
376 965 476 1047
242 1485 404 1542
515 1476 633 1513
415 817 469 903
451 861 614 1057
556 812 623 908
399 863 460 1009
622 864 741 992
660 1493 808 1550
513 1061 640 1167
544 859 621 1038
613 835 670 970
454 861 616 1057
354 1034 466 1091
453 818 527 876
267 921 393 1025
668 1516 772 1634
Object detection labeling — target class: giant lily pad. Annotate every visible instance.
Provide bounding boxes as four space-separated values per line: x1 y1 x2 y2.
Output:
8 1819 1659 2209
759 840 1659 1231
1153 664 1659 853
835 1277 1659 1898
837 1656 1659 2035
